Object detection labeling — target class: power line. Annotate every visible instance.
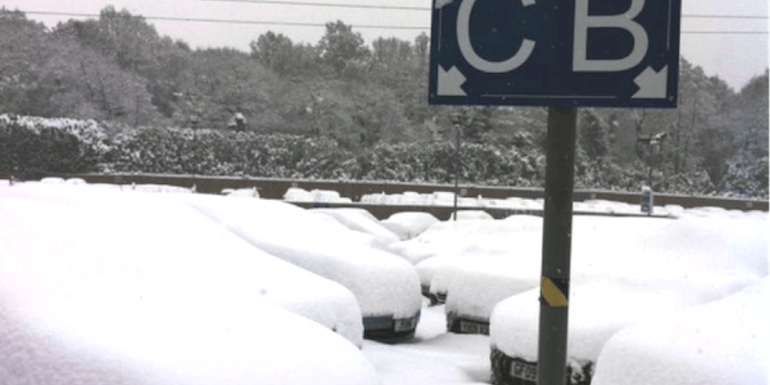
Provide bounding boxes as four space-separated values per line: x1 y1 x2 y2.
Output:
200 0 770 20
684 31 769 34
202 0 428 11
682 14 768 19
21 11 421 29
19 11 770 34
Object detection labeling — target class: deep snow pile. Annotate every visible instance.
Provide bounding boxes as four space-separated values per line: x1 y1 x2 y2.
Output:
173 193 423 320
0 181 377 384
311 208 401 245
389 215 544 266
489 211 767 382
440 216 676 324
379 212 440 241
592 277 769 385
393 215 673 318
421 215 545 299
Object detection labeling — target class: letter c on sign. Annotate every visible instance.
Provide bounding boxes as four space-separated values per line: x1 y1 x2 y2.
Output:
457 0 536 73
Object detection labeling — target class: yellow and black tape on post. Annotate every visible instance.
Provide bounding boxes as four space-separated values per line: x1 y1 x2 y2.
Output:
540 277 569 307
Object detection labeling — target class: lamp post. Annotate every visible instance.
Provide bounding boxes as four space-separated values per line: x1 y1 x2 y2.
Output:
637 131 667 188
449 113 463 221
637 131 666 215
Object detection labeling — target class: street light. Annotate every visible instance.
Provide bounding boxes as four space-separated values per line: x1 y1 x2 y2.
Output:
637 131 667 214
449 112 463 221
637 131 667 187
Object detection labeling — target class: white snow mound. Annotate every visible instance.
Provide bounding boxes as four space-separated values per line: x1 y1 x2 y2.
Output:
592 278 769 385
174 194 422 319
0 183 378 385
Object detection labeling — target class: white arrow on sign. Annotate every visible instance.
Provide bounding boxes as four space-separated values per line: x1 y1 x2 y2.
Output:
632 66 668 99
438 66 467 96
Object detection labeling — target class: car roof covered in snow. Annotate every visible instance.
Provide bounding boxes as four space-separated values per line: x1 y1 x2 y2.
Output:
173 193 422 319
592 277 769 385
489 213 767 362
0 182 378 384
0 182 365 346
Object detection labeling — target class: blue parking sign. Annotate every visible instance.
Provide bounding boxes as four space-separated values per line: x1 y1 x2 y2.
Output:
429 0 682 108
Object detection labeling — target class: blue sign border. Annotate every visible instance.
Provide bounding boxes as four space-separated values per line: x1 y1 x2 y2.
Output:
428 0 682 108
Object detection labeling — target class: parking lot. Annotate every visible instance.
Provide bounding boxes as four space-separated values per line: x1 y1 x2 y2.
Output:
1 179 766 385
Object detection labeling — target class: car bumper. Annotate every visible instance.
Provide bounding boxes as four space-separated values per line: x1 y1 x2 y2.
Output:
490 346 593 385
363 312 421 341
447 312 490 335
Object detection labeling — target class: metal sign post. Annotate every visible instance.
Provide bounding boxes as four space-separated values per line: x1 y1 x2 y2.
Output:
538 107 577 385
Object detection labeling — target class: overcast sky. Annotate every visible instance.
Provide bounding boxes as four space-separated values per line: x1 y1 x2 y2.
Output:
1 0 767 91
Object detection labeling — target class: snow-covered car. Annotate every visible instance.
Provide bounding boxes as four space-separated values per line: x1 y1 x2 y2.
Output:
283 187 352 203
436 215 675 334
591 278 768 385
310 207 401 246
489 213 768 385
379 211 440 241
389 215 543 306
0 182 379 384
175 193 423 340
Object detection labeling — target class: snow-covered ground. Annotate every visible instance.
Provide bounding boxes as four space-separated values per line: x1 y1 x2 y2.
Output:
172 193 423 339
592 277 768 385
0 181 377 384
1 179 767 385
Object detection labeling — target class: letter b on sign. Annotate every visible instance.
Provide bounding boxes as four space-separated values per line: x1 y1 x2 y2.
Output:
573 0 649 72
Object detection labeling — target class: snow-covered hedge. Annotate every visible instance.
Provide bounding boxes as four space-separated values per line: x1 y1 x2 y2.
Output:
108 128 351 178
0 114 109 176
2 118 766 198
720 153 769 198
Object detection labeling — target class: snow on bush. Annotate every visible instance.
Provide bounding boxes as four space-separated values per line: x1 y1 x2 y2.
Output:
0 183 377 384
172 194 423 321
0 114 109 148
0 115 110 175
592 277 769 385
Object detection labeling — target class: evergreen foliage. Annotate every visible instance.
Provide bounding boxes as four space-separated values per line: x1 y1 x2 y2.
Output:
0 7 767 198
